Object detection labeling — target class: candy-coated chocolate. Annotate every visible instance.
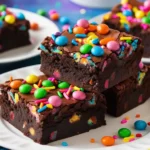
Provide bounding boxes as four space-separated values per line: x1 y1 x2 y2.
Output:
16 12 25 20
5 15 16 24
49 9 57 15
58 82 70 89
134 120 147 130
107 41 120 51
37 9 46 16
97 24 109 35
0 20 4 28
26 74 39 84
135 11 145 19
123 10 133 17
60 16 70 25
42 80 54 87
144 0 150 8
10 80 22 90
91 46 104 57
100 37 115 45
55 36 68 46
30 22 39 30
80 44 92 54
72 91 86 100
92 38 99 44
142 17 150 24
48 95 62 107
34 88 47 99
0 5 6 12
118 128 131 138
50 13 59 21
101 136 115 146
19 84 32 94
62 24 70 31
77 19 89 28
88 24 97 32
73 27 85 34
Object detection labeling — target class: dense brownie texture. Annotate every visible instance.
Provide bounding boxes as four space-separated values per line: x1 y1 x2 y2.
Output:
103 65 150 117
0 8 30 52
39 25 143 93
0 75 106 144
103 0 150 57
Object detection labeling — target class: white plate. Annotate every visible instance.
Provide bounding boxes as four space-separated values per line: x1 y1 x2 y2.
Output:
0 8 59 64
89 14 150 64
0 65 150 150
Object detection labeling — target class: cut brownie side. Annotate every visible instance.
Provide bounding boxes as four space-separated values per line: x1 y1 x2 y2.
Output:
0 75 106 144
0 5 31 52
103 65 150 117
103 0 150 57
39 21 143 93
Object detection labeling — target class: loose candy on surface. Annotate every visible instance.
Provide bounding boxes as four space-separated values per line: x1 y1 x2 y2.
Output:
101 136 115 146
30 22 39 30
37 9 46 16
55 36 68 46
0 5 6 12
90 138 95 143
5 15 15 24
107 41 120 51
50 13 59 21
91 46 104 57
97 24 109 34
72 91 86 100
16 12 25 20
80 44 92 54
61 141 68 146
58 82 70 89
10 80 22 90
19 84 32 94
26 74 39 84
42 80 54 87
48 95 62 107
49 9 57 15
60 16 70 25
73 26 85 34
34 88 47 99
77 19 89 28
134 120 147 130
118 128 131 138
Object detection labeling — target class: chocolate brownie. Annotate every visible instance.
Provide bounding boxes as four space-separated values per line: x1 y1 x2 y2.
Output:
0 75 106 144
103 0 150 57
103 64 150 117
39 20 143 93
0 5 30 52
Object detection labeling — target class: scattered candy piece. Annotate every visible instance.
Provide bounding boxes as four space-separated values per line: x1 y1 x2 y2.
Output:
136 114 141 118
48 95 62 107
58 81 70 89
118 128 131 138
55 36 68 46
100 37 115 45
16 12 25 20
136 133 142 138
30 22 39 30
97 24 109 35
91 46 104 57
34 88 47 99
121 119 127 124
101 136 115 146
72 91 86 100
5 15 16 24
49 9 57 15
61 141 68 146
37 9 46 16
29 127 35 136
60 16 70 25
107 41 120 51
113 135 118 139
10 80 22 90
77 19 89 28
139 61 144 69
90 138 95 143
26 74 39 84
0 4 6 12
62 24 70 31
80 44 92 54
19 84 32 94
42 80 54 87
147 122 150 126
134 120 147 130
50 13 59 21
73 26 85 34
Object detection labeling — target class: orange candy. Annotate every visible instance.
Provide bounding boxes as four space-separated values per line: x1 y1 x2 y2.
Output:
100 37 115 45
97 24 109 35
88 24 97 32
90 138 95 143
101 136 115 146
30 22 39 30
10 80 22 90
50 13 59 21
73 27 85 34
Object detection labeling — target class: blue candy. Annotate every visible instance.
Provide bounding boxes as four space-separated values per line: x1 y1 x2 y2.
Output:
1 11 6 16
134 120 147 131
123 10 133 17
91 46 104 57
75 34 87 38
16 12 25 20
60 16 70 25
72 39 78 46
55 36 68 46
0 20 4 28
92 38 99 44
61 141 68 146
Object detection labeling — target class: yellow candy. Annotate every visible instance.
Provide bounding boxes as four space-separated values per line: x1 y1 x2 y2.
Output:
26 74 39 84
121 0 128 5
120 19 129 24
103 13 111 20
116 13 126 19
33 84 39 89
43 86 56 90
46 104 53 109
39 103 44 108
87 32 95 36
123 137 129 142
73 86 80 91
29 127 35 136
133 7 139 13
135 11 145 19
31 106 37 113
15 93 19 103
5 15 16 24
120 37 132 40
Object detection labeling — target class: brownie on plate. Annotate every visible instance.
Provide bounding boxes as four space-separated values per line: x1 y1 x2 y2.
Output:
0 5 30 52
0 75 106 144
39 20 143 93
103 0 150 57
103 64 150 117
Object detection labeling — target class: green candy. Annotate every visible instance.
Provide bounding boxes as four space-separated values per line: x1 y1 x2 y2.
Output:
80 44 92 54
19 84 32 94
57 91 63 98
37 9 46 16
118 128 131 138
42 80 54 87
126 40 132 44
34 88 47 99
58 82 70 89
0 5 6 12
80 88 84 91
142 17 150 24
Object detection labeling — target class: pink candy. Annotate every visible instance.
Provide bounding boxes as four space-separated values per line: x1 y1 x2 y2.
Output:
48 96 62 107
107 41 120 51
72 91 86 100
62 24 70 31
77 19 89 28
49 10 57 15
144 0 150 9
139 61 144 69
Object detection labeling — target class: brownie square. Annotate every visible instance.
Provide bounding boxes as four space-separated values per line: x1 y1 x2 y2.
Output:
103 65 150 117
0 75 106 144
0 5 30 52
103 0 150 57
39 21 143 93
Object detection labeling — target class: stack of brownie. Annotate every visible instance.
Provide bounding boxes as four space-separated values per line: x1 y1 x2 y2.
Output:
0 18 150 144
